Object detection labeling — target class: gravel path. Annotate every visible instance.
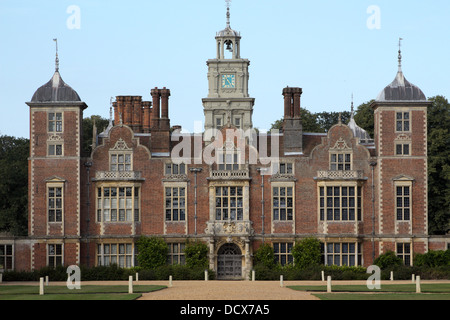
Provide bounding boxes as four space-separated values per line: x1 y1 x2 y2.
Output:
138 280 320 300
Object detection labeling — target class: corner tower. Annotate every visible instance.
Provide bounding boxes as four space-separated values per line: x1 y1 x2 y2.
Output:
26 40 87 269
370 40 431 262
203 4 255 139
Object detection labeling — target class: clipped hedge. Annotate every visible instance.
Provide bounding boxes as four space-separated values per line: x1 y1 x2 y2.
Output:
252 263 450 281
2 264 215 282
252 264 368 281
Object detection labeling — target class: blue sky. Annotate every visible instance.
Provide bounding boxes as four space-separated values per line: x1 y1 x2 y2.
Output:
1 0 449 138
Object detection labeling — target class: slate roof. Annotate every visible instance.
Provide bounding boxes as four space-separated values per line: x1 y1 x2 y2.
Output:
31 71 81 102
376 70 426 102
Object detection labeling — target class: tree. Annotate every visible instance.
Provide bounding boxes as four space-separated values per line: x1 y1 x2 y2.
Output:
184 241 209 269
270 108 353 133
316 111 351 132
253 243 276 268
374 251 403 269
0 136 29 236
82 115 110 156
427 96 450 234
136 236 168 269
291 237 322 269
353 100 375 138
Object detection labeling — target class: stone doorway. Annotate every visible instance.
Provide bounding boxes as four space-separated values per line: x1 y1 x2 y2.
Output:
217 243 242 280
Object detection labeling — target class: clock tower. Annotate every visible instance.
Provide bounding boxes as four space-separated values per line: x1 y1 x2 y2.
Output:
203 4 255 139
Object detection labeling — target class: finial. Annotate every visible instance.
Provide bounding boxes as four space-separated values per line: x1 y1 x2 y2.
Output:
226 0 231 28
53 38 59 72
109 97 114 124
398 37 403 71
351 93 354 115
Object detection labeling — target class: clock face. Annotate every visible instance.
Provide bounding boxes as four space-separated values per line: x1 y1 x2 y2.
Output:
221 74 236 88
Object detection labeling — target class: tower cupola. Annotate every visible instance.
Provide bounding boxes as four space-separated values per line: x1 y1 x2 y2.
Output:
215 2 241 59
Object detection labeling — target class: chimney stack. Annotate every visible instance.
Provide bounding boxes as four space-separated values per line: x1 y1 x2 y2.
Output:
282 86 303 154
282 87 302 120
132 96 143 132
149 87 171 154
142 101 152 133
160 87 171 130
124 96 133 125
151 88 161 129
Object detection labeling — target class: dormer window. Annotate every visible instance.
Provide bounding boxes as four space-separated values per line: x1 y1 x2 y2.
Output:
396 112 410 132
48 112 63 133
279 162 293 175
110 153 132 172
330 153 351 171
218 151 240 171
165 163 186 175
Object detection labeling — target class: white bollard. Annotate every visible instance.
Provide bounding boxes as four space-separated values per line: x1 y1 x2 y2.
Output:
39 277 44 295
280 275 284 287
390 271 394 281
321 271 325 282
412 274 415 283
45 276 49 286
169 275 173 287
128 276 133 294
327 276 332 293
252 270 255 282
136 272 139 282
205 270 209 281
0 273 3 283
416 276 421 293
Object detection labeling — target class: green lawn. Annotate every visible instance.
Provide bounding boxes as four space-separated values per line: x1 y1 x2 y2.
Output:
0 285 166 300
288 283 450 300
314 293 450 300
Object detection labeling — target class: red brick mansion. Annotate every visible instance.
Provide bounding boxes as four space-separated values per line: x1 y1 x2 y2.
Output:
1 8 448 279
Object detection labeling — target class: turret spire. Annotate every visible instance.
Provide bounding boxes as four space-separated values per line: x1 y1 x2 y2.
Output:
226 0 231 28
398 37 403 72
53 38 59 72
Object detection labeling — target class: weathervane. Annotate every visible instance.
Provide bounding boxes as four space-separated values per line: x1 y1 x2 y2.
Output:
53 38 59 72
351 93 354 114
398 37 403 71
225 0 231 28
109 97 114 122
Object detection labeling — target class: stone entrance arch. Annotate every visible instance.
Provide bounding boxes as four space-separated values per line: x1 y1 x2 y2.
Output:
217 243 242 280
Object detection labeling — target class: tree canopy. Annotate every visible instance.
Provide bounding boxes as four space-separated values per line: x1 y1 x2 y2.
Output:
0 135 29 236
427 96 450 234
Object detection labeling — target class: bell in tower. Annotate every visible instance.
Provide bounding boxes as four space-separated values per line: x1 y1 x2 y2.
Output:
203 1 255 139
215 3 241 60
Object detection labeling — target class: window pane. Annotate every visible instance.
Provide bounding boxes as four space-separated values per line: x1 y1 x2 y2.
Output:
403 144 409 155
404 121 410 131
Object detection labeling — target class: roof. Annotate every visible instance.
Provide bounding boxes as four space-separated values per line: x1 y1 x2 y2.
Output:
348 115 373 144
376 70 427 102
216 6 240 38
31 71 81 102
217 26 240 38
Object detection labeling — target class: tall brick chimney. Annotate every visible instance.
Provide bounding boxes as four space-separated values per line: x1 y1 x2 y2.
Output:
282 86 303 154
283 87 302 119
160 87 171 131
142 101 152 133
132 96 142 132
124 96 133 125
114 96 125 125
151 88 160 129
149 87 171 155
